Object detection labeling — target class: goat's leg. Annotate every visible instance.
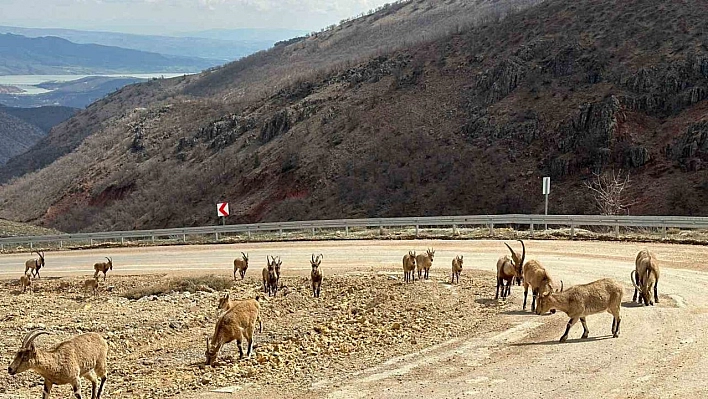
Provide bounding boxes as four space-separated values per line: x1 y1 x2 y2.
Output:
612 314 621 338
522 283 529 309
72 379 83 399
236 339 244 358
42 379 53 399
495 278 501 299
96 377 107 399
531 288 539 312
580 317 589 339
654 280 659 304
560 317 578 343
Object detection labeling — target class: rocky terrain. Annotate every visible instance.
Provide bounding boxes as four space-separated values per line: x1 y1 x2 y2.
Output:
0 270 508 398
1 0 707 232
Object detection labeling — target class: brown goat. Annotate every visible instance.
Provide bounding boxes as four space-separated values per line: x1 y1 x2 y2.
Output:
402 251 417 283
522 259 561 312
451 255 463 284
19 275 32 293
632 249 660 306
205 296 261 365
310 254 323 298
24 250 45 278
217 292 263 332
8 329 108 398
416 248 435 280
233 252 249 280
495 241 524 299
261 256 278 297
93 257 112 281
536 278 623 343
83 278 99 297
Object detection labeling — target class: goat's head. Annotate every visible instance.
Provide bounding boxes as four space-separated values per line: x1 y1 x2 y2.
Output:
535 292 555 315
266 256 275 271
106 257 113 270
8 329 48 375
456 255 463 268
426 248 435 261
217 292 230 312
311 254 323 271
241 252 249 264
274 256 282 273
205 337 219 366
34 251 45 268
504 240 525 280
631 270 654 306
408 251 417 266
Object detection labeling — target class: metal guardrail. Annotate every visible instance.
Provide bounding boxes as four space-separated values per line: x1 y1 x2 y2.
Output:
2 214 708 250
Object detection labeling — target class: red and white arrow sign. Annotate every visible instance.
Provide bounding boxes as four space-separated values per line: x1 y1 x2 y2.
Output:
217 202 229 217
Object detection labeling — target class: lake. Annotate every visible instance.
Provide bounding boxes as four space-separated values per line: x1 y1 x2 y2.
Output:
0 73 192 95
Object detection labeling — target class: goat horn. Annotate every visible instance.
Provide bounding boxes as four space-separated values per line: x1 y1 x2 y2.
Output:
22 329 48 349
560 281 564 293
631 270 641 291
105 257 111 263
504 242 516 258
319 254 324 262
311 254 315 263
518 240 526 267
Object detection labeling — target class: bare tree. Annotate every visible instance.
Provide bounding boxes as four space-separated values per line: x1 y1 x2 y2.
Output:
584 169 634 215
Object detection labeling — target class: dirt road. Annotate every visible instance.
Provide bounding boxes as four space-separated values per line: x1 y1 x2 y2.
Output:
2 239 706 398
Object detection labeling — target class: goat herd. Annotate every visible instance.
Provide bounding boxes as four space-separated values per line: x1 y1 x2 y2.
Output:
6 240 661 398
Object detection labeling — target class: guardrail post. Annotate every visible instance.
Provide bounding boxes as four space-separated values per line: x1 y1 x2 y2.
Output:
279 228 283 237
345 225 349 236
152 235 155 243
215 232 219 241
530 223 534 238
90 238 93 246
379 225 384 236
453 224 457 235
614 224 620 238
247 230 252 239
30 241 33 249
182 234 186 243
662 225 667 239
488 223 494 236
121 236 125 245
570 224 575 239
312 227 316 237
415 225 419 237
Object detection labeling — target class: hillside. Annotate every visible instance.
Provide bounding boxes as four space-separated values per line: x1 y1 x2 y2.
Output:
0 105 76 164
1 0 708 232
0 33 216 75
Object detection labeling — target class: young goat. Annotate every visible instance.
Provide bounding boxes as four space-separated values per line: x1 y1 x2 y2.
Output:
19 275 32 293
416 248 435 280
402 251 417 283
451 255 463 284
233 252 249 280
310 254 323 298
522 259 561 312
93 257 112 281
536 278 623 343
261 256 278 297
274 256 282 285
8 329 108 398
216 292 263 332
24 250 45 278
632 249 660 306
83 278 99 297
206 296 261 365
495 241 524 299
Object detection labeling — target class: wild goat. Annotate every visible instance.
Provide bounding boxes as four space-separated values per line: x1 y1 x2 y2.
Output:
261 256 278 297
536 278 623 343
93 257 112 281
19 275 31 293
632 249 660 306
8 329 108 398
24 250 45 278
83 278 99 297
416 248 435 280
216 292 263 332
310 254 323 298
205 296 261 365
233 252 249 280
451 255 463 284
495 241 524 299
274 256 282 284
522 259 561 312
402 251 417 283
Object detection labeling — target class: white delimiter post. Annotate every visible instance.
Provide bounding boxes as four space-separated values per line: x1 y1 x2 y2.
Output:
543 177 551 230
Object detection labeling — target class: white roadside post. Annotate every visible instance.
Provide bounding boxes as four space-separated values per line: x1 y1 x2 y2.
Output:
543 177 551 230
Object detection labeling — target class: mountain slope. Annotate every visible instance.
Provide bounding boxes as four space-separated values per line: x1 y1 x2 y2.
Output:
0 111 45 165
0 33 216 75
0 105 77 132
1 0 708 232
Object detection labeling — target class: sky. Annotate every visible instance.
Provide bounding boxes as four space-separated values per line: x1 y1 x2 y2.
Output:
0 0 394 35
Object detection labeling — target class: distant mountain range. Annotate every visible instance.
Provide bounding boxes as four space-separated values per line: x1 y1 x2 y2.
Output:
0 33 216 75
0 26 306 62
0 104 76 164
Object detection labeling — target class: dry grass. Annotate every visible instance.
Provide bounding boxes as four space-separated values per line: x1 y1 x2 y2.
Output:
121 275 234 300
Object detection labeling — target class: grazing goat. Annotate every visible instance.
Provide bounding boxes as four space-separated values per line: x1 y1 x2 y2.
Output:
261 256 278 297
93 257 112 281
19 275 31 293
632 249 660 306
495 241 525 299
451 255 463 284
233 252 249 280
416 248 435 280
24 251 45 278
310 254 323 298
536 278 623 343
83 278 99 297
8 329 108 398
206 296 261 365
522 259 561 312
402 251 417 283
217 292 263 332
